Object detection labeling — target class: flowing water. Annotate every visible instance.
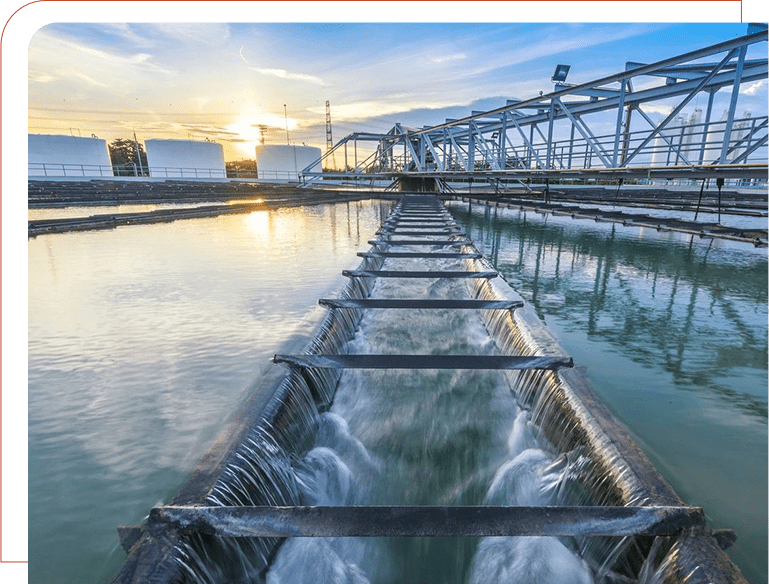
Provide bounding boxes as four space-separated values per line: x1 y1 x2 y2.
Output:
258 252 602 584
182 201 610 584
28 195 767 583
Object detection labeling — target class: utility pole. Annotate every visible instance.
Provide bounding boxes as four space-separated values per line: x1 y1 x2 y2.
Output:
133 131 144 176
325 100 337 170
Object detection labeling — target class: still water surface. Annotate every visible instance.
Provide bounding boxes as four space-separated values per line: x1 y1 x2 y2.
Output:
28 202 223 221
28 197 766 583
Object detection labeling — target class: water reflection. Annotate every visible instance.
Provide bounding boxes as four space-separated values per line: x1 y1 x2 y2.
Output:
28 200 393 584
454 202 768 420
28 202 219 221
448 200 768 584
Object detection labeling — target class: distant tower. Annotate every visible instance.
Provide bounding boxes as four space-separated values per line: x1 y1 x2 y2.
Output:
325 100 337 170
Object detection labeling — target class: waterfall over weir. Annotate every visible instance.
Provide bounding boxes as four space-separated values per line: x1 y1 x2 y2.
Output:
113 195 746 584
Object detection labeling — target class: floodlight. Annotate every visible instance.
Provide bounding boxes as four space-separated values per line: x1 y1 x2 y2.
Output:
552 64 571 83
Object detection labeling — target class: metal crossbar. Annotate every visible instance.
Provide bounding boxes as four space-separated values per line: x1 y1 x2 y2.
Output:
272 354 573 370
382 223 460 228
393 213 449 217
383 225 460 230
150 505 707 538
385 218 457 223
343 270 497 279
377 230 465 236
358 252 482 259
319 299 524 310
368 239 471 246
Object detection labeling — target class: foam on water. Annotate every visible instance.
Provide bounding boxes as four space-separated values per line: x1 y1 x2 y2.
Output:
262 249 594 584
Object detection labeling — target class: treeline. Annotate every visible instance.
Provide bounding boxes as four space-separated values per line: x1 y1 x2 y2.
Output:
109 138 149 176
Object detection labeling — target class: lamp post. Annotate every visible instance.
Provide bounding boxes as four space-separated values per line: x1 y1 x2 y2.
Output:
284 104 290 145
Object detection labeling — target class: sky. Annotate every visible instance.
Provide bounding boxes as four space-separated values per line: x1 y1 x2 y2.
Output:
25 18 769 161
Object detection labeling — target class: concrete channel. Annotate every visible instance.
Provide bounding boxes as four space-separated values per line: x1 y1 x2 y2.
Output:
110 193 748 584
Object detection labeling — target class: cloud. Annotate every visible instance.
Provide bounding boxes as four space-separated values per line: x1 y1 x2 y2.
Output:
637 104 673 117
430 53 467 64
28 71 56 84
74 72 110 88
250 67 323 85
238 47 323 85
742 80 767 96
149 23 231 45
99 24 156 49
309 98 453 123
30 28 175 78
453 24 665 80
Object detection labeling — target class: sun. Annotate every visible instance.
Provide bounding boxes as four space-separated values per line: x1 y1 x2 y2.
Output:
226 112 300 158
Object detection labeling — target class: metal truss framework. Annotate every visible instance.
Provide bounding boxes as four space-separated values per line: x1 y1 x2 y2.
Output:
302 29 768 188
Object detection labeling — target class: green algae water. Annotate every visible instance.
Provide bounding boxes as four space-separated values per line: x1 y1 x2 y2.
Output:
448 200 768 584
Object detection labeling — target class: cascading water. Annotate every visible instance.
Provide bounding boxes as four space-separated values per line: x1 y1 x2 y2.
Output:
259 249 604 583
129 196 746 584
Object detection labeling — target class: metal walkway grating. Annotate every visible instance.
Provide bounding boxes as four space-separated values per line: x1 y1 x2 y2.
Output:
144 194 709 554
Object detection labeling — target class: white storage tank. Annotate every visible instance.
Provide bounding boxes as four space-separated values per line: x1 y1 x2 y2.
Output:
28 134 113 177
255 145 322 180
145 139 226 178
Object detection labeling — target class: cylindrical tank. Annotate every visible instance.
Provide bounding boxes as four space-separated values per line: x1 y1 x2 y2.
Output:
28 133 113 177
255 144 322 180
145 139 226 178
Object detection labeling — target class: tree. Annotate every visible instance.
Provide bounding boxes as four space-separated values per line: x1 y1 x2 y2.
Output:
109 138 148 176
225 159 257 178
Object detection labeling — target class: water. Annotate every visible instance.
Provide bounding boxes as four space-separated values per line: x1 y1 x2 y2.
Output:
28 202 224 221
258 206 601 584
27 200 393 584
28 195 767 583
447 200 768 584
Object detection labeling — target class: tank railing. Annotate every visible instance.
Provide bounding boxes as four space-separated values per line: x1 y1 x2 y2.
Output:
148 503 708 539
147 166 227 179
27 162 239 178
28 162 116 177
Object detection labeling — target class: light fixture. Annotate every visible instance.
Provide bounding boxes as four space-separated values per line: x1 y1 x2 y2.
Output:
552 64 571 83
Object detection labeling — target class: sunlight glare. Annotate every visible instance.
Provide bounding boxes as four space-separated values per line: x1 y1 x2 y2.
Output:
244 210 270 239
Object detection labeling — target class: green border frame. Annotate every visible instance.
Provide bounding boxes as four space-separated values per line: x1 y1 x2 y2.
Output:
0 0 752 582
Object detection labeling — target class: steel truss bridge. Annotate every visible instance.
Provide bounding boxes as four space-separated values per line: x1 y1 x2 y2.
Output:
301 29 768 191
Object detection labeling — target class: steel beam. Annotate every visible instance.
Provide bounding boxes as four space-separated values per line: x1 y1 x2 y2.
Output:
150 505 706 538
318 299 524 310
272 354 574 370
342 270 497 279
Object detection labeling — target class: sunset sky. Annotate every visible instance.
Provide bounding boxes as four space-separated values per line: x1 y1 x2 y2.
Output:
26 16 767 161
